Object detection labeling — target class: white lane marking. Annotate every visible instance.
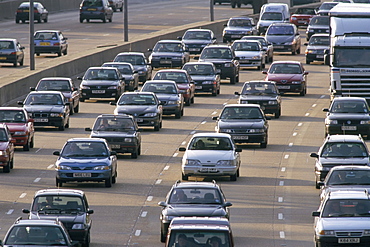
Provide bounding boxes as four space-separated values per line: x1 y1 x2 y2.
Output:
278 197 283 202
284 155 289 159
173 153 178 157
35 148 42 153
190 130 196 134
281 167 286 172
212 111 218 115
320 95 325 98
288 143 293 147
155 179 162 185
280 231 285 238
279 181 284 186
6 209 14 215
298 123 303 127
181 141 186 145
305 113 310 116
278 213 284 220
135 230 141 236
312 104 317 107
34 178 41 183
223 102 228 105
47 164 54 169
293 132 297 136
164 166 170 171
147 196 153 201
19 193 27 199
141 211 147 217
201 121 207 125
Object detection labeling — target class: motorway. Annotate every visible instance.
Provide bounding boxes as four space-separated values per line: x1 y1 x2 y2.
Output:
0 0 333 246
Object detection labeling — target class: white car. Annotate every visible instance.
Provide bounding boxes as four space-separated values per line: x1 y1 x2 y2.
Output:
179 133 242 181
231 40 266 70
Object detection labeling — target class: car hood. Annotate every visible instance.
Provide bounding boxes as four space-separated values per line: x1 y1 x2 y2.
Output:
115 105 158 115
29 212 85 225
151 52 183 57
182 39 211 45
190 75 216 81
258 20 284 27
57 157 110 166
291 14 313 18
235 51 261 57
239 94 279 101
218 119 265 128
307 24 329 30
267 74 303 81
90 130 136 138
318 217 370 230
224 26 254 32
132 65 148 71
306 44 329 50
176 83 190 90
184 150 235 162
323 186 370 197
164 204 227 217
61 91 72 99
155 93 180 101
318 157 369 166
122 74 135 80
24 105 64 112
0 142 9 150
266 35 294 44
199 58 232 63
5 123 28 132
327 113 370 120
81 80 120 86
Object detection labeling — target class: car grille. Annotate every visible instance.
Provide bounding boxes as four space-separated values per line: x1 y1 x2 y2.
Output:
71 167 94 170
88 85 113 89
336 232 363 237
313 28 329 33
244 100 269 105
324 163 367 169
228 129 258 133
101 137 126 142
336 120 361 125
33 113 49 118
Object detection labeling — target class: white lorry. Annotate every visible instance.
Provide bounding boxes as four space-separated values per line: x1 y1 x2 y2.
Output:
326 3 370 102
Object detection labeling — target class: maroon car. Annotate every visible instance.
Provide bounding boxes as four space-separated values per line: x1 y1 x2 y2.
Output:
0 123 15 173
290 7 316 27
263 61 308 96
0 107 35 151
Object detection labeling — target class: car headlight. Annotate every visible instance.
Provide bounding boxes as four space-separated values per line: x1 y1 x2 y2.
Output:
80 85 90 89
240 100 248 104
318 230 335 236
223 30 231 34
143 112 157 117
306 49 317 54
124 138 133 142
72 224 85 230
202 81 214 84
219 129 233 133
50 113 63 117
167 100 178 105
325 119 338 125
291 17 297 20
14 131 26 135
361 120 370 124
252 55 261 59
307 29 314 33
57 165 72 170
249 129 264 133
185 159 201 166
138 70 145 75
94 165 110 170
216 160 234 166
364 230 370 235
178 90 187 94
0 151 6 156
224 62 233 67
291 81 301 84
172 56 182 60
108 86 118 89
163 215 176 221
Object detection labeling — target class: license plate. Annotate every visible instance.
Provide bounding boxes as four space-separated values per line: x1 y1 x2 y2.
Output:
34 118 48 122
317 55 324 58
338 238 360 243
160 60 172 64
200 168 218 173
23 10 29 12
39 42 50 46
0 57 6 60
341 126 356 131
195 86 202 89
87 8 96 11
92 90 105 94
274 45 284 49
135 118 143 122
233 136 249 140
231 35 241 38
73 173 91 177
189 48 200 51
110 144 120 149
277 86 290 89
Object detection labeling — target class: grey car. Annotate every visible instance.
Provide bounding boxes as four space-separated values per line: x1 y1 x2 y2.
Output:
178 28 217 55
222 17 257 43
102 62 139 91
148 40 190 68
304 34 329 64
113 52 152 83
0 38 24 67
241 35 273 63
305 15 329 41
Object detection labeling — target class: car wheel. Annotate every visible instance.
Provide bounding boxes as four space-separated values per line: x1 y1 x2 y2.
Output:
292 49 296 55
30 136 34 148
79 98 85 102
57 52 62 57
270 55 273 63
83 231 90 247
212 90 217 96
231 2 236 8
217 87 220 95
181 107 184 116
109 16 112 22
79 18 84 23
223 38 227 43
306 58 311 65
175 111 181 119
21 20 25 23
37 18 41 23
160 226 167 243
191 96 194 104
297 47 301 54
10 158 14 169
23 140 30 151
58 124 65 131
74 102 80 113
260 142 267 148
230 173 237 181
300 84 306 96
230 75 236 84
3 161 10 173
237 168 240 177
131 149 138 159
65 117 70 129
13 61 18 67
36 53 40 56
274 107 281 119
257 65 261 70
105 175 112 187
120 6 123 11
63 49 67 55
237 3 241 7
86 19 90 22
182 173 189 181
138 145 141 155
102 16 107 23
154 123 160 131
185 98 191 106
16 19 20 23
20 58 24 66
56 178 63 187
315 180 320 189
69 105 74 116
112 172 117 184
44 17 48 23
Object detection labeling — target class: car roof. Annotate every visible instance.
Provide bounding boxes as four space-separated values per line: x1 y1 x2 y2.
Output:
170 217 231 229
173 181 220 189
246 80 277 85
34 188 85 197
67 137 107 143
145 80 177 85
122 91 156 96
310 34 330 38
102 62 133 67
332 97 367 102
183 62 215 66
34 30 60 34
229 16 253 20
233 40 260 44
224 103 262 109
204 44 231 49
270 60 302 65
156 40 182 43
87 66 118 70
325 134 364 143
269 22 295 27
0 38 17 42
97 114 134 119
0 107 26 111
328 190 370 200
39 77 72 81
192 132 232 139
185 29 212 32
329 165 370 172
116 52 145 56
155 69 187 73
28 91 64 95
14 219 63 227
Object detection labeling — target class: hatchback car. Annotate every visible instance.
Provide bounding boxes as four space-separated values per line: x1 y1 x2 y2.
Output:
305 34 330 64
179 133 242 181
178 29 217 55
265 23 301 55
79 0 113 23
0 107 35 151
111 92 163 131
235 81 281 118
222 17 257 43
0 123 15 173
323 97 370 138
231 40 266 70
102 62 139 91
158 181 232 242
15 1 48 23
148 40 190 68
152 69 195 106
53 138 117 187
289 7 316 27
113 52 152 83
182 62 221 96
213 104 269 148
22 189 94 247
78 66 124 102
85 114 141 158
263 61 308 96
31 77 80 115
0 38 25 67
108 0 123 11
310 134 370 188
315 1 339 15
305 15 330 41
241 35 273 63
34 30 68 57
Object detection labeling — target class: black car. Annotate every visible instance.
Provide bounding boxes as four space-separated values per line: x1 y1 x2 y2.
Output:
22 189 94 246
85 114 141 158
111 92 163 131
79 0 113 23
304 34 330 64
178 28 217 55
213 104 270 148
0 38 25 67
265 23 301 55
78 67 125 102
18 91 70 131
305 15 329 41
15 1 48 23
113 52 152 83
323 97 370 137
222 17 257 43
241 35 274 63
31 77 80 115
198 44 240 84
182 62 221 96
34 30 68 57
235 81 281 118
158 180 232 242
148 40 190 68
102 62 139 91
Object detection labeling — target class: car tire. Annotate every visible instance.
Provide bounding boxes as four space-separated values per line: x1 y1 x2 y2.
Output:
160 226 166 243
260 142 267 148
257 65 261 70
154 123 160 131
131 149 138 159
217 87 220 95
13 61 18 67
57 52 62 57
274 108 281 119
65 118 70 129
297 47 301 54
80 18 84 23
315 181 320 189
69 106 74 115
74 102 80 113
306 58 311 65
237 168 240 177
10 158 14 169
59 123 65 131
230 75 236 84
16 19 20 24
36 53 40 56
102 16 107 23
20 58 24 66
185 98 191 106
56 178 63 187
30 136 34 148
230 173 237 181
63 49 67 55
44 17 48 23
109 16 112 23
105 175 112 187
300 84 306 96
175 111 181 119
37 18 41 23
82 231 90 247
182 173 189 181
181 107 184 116
3 161 10 173
212 90 217 96
270 55 273 63
23 140 30 151
292 49 296 55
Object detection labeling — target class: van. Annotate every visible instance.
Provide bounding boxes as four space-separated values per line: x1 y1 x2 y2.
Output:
257 3 290 35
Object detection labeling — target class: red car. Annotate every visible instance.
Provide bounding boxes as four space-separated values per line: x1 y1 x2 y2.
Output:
0 123 15 173
290 7 316 27
263 61 308 96
0 107 35 151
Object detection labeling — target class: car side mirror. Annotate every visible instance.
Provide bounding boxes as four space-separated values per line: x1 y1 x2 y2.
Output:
177 36 182 40
234 92 240 95
30 87 35 91
212 116 218 120
304 71 309 75
224 202 233 207
265 116 271 120
28 118 34 123
87 209 94 214
64 37 68 40
322 108 329 112
318 181 324 187
235 148 242 152
148 48 153 52
109 102 117 106
53 151 60 156
110 151 117 156
179 147 186 152
158 201 167 207
312 211 320 217
310 153 319 158
77 76 83 80
262 70 267 74
85 127 92 131
304 43 308 46
17 101 24 106
22 209 30 214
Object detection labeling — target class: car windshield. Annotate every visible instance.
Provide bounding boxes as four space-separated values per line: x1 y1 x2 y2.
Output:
261 12 282 21
330 100 369 113
5 226 67 245
268 64 302 74
228 18 252 27
82 0 103 7
334 48 370 67
189 137 233 151
118 94 156 105
168 231 230 247
113 55 145 65
319 2 338 10
61 141 108 157
267 26 294 35
25 94 63 105
0 110 26 123
327 170 370 186
309 16 329 25
232 42 260 51
201 48 232 59
168 188 222 204
241 83 277 95
0 129 8 142
103 64 132 74
31 195 85 213
321 142 368 157
34 32 58 40
322 199 370 217
294 8 315 15
309 36 329 46
84 68 118 80
220 107 263 120
153 42 184 52
142 83 177 94
0 41 14 50
93 117 135 131
183 64 215 75
184 31 211 40
153 72 188 83
37 80 71 91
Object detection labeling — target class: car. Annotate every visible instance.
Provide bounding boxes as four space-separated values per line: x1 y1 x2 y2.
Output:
30 77 80 115
257 3 291 35
79 0 113 23
1 218 79 247
212 104 269 148
222 17 257 43
265 23 301 55
140 80 184 119
315 1 339 15
78 66 125 102
22 189 94 246
310 134 370 189
148 40 190 68
0 107 35 151
263 61 308 96
102 62 139 91
182 62 221 96
241 35 274 63
178 28 217 55
85 114 141 158
179 132 242 181
152 69 195 106
108 0 123 11
15 1 48 23
53 138 117 187
305 15 330 41
289 7 316 27
235 81 281 118
113 52 152 83
312 190 370 247
323 97 370 138
304 34 330 64
34 30 68 57
231 40 266 70
111 92 163 131
17 91 70 131
158 180 233 242
198 44 240 84
0 38 25 67
165 217 234 247
0 123 15 173
318 166 370 201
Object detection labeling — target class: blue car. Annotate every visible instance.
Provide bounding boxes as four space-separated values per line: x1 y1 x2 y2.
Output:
34 30 68 57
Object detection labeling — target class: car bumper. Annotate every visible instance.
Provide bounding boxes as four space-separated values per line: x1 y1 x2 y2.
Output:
162 105 181 115
12 135 29 146
259 104 280 114
80 13 105 20
182 166 238 177
108 143 138 153
135 116 160 127
150 59 183 68
0 157 10 166
216 66 236 79
239 59 262 68
325 124 370 136
276 84 304 93
33 117 64 128
0 55 18 64
223 33 251 42
228 133 267 144
315 235 370 246
68 229 89 242
57 170 112 182
81 89 119 99
35 46 63 54
306 53 325 61
272 44 295 52
194 84 217 94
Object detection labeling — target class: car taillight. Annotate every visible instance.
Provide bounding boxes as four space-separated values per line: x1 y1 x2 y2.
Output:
53 43 60 46
10 52 16 55
100 9 104 13
16 10 22 13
